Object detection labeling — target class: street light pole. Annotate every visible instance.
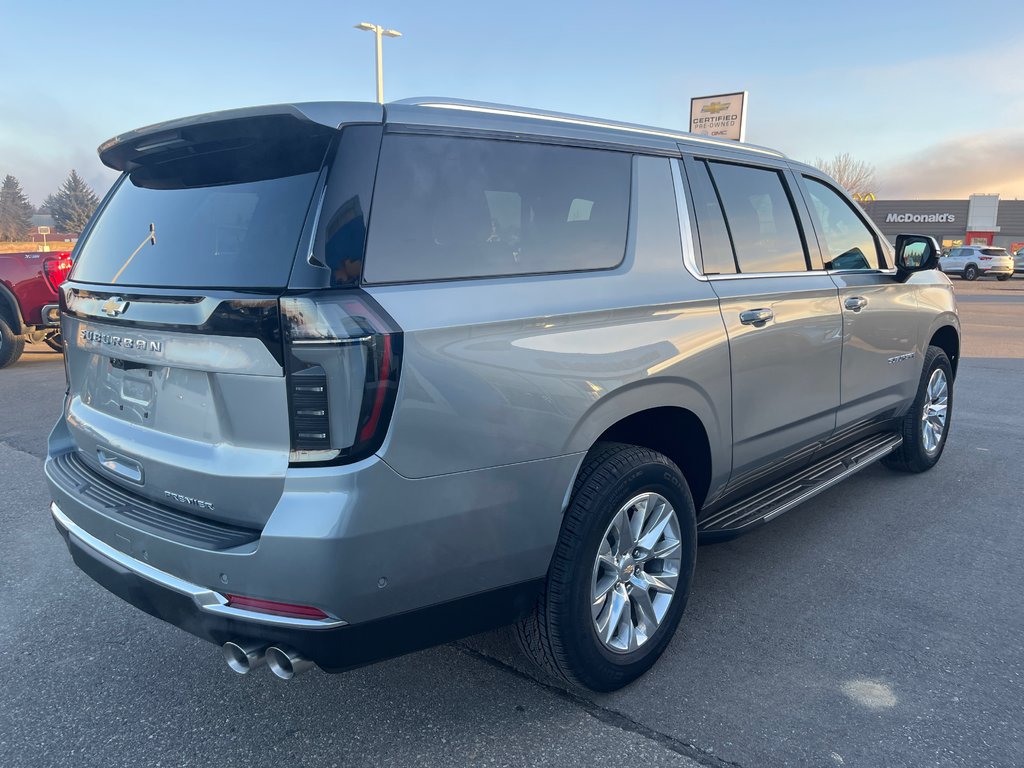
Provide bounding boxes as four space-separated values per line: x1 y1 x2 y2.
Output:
354 22 402 104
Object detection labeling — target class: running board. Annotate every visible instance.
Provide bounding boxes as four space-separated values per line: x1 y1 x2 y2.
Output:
698 432 903 541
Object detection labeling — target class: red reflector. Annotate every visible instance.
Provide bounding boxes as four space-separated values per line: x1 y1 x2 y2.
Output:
979 256 992 261
225 594 329 620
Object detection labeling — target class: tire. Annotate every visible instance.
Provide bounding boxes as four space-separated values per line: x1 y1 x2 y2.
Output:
0 316 26 369
515 442 697 691
882 346 953 473
43 331 63 353
997 274 1011 282
962 264 979 281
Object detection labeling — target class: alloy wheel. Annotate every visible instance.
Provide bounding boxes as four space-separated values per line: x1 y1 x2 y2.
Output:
590 492 682 653
921 368 949 453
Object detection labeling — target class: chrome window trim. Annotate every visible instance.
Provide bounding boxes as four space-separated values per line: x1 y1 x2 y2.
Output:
826 268 899 277
670 158 705 281
708 270 829 281
51 502 346 630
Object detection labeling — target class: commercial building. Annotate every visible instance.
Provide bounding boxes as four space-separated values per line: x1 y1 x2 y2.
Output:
861 194 1024 252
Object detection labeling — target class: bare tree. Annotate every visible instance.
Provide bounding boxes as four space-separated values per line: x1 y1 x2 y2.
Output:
812 153 877 198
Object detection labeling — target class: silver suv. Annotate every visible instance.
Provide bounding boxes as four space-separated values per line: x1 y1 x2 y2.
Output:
46 99 959 691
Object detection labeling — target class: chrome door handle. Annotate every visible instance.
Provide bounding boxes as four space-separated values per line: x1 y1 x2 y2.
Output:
844 296 868 312
739 308 774 327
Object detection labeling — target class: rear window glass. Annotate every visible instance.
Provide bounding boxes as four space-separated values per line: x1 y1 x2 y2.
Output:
362 135 631 283
982 248 1008 256
72 129 330 289
708 162 807 273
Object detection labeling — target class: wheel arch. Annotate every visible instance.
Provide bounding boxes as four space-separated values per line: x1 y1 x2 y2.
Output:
928 324 960 379
564 380 729 511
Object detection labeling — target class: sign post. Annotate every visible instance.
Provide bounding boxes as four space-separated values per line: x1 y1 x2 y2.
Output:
690 92 747 142
37 225 50 252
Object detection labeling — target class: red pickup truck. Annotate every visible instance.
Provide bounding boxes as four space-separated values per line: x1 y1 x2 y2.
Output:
0 251 72 368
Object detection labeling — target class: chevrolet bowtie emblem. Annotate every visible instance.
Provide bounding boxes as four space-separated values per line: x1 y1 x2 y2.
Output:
101 297 129 317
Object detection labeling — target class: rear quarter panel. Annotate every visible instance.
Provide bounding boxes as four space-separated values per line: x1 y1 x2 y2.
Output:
367 155 732 498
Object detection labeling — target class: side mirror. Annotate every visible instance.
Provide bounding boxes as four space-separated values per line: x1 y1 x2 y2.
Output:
894 234 940 278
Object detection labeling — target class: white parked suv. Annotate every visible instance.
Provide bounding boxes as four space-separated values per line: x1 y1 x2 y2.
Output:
940 246 1014 281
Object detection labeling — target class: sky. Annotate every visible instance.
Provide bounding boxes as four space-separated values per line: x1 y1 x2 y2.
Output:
2 0 1023 204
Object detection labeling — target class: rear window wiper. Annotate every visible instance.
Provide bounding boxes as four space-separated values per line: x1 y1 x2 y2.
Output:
111 223 157 284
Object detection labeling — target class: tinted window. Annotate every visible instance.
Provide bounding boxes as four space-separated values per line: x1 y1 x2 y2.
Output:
982 248 1008 256
708 162 807 273
363 135 631 283
803 177 880 270
683 158 736 274
73 126 331 289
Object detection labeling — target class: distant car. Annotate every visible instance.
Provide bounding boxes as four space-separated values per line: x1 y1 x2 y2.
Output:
939 246 1014 281
0 250 71 367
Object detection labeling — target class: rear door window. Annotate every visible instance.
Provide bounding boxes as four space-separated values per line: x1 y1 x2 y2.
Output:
362 134 631 283
683 158 737 275
707 162 808 273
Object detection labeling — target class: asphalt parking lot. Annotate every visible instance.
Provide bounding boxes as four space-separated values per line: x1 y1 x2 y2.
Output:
2 277 1022 768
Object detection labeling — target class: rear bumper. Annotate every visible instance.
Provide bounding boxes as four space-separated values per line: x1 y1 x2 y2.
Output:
51 501 541 672
980 265 1013 274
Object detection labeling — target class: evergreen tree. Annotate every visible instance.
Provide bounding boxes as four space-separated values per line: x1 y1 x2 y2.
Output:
0 175 34 242
48 170 99 234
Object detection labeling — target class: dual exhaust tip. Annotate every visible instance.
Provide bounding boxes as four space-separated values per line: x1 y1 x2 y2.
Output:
222 641 313 680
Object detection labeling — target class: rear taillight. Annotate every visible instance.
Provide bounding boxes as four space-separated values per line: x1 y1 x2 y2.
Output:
43 254 73 292
979 256 992 261
281 291 402 465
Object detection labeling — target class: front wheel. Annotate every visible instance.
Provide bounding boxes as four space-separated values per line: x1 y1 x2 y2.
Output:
883 346 953 473
963 265 979 281
516 442 697 691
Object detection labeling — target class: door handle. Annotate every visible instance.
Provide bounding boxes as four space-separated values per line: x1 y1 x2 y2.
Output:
844 296 868 312
739 308 774 327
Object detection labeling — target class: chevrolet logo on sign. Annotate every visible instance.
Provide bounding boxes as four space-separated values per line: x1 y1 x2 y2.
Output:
701 101 731 114
101 297 129 317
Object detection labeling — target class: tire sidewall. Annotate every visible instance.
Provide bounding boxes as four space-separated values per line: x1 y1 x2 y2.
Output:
552 458 697 690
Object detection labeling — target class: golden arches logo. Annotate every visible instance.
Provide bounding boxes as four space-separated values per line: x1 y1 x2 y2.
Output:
852 192 876 202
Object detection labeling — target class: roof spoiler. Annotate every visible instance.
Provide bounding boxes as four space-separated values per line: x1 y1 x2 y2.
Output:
97 102 383 172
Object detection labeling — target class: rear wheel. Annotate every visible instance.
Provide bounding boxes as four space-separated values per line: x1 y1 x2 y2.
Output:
997 274 1011 282
516 442 697 691
883 346 952 473
0 317 26 369
963 264 979 281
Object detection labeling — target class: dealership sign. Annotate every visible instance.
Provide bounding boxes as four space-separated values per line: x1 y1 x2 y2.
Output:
690 92 747 142
885 213 956 223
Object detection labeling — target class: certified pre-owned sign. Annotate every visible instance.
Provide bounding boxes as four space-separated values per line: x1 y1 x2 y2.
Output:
885 213 956 223
690 91 748 142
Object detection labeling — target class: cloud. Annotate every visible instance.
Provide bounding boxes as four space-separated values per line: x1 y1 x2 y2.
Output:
879 131 1024 199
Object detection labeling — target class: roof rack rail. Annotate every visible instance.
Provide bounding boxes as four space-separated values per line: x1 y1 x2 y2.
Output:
391 97 786 159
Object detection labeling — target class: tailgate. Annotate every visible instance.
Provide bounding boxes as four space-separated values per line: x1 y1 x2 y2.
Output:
61 290 288 529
